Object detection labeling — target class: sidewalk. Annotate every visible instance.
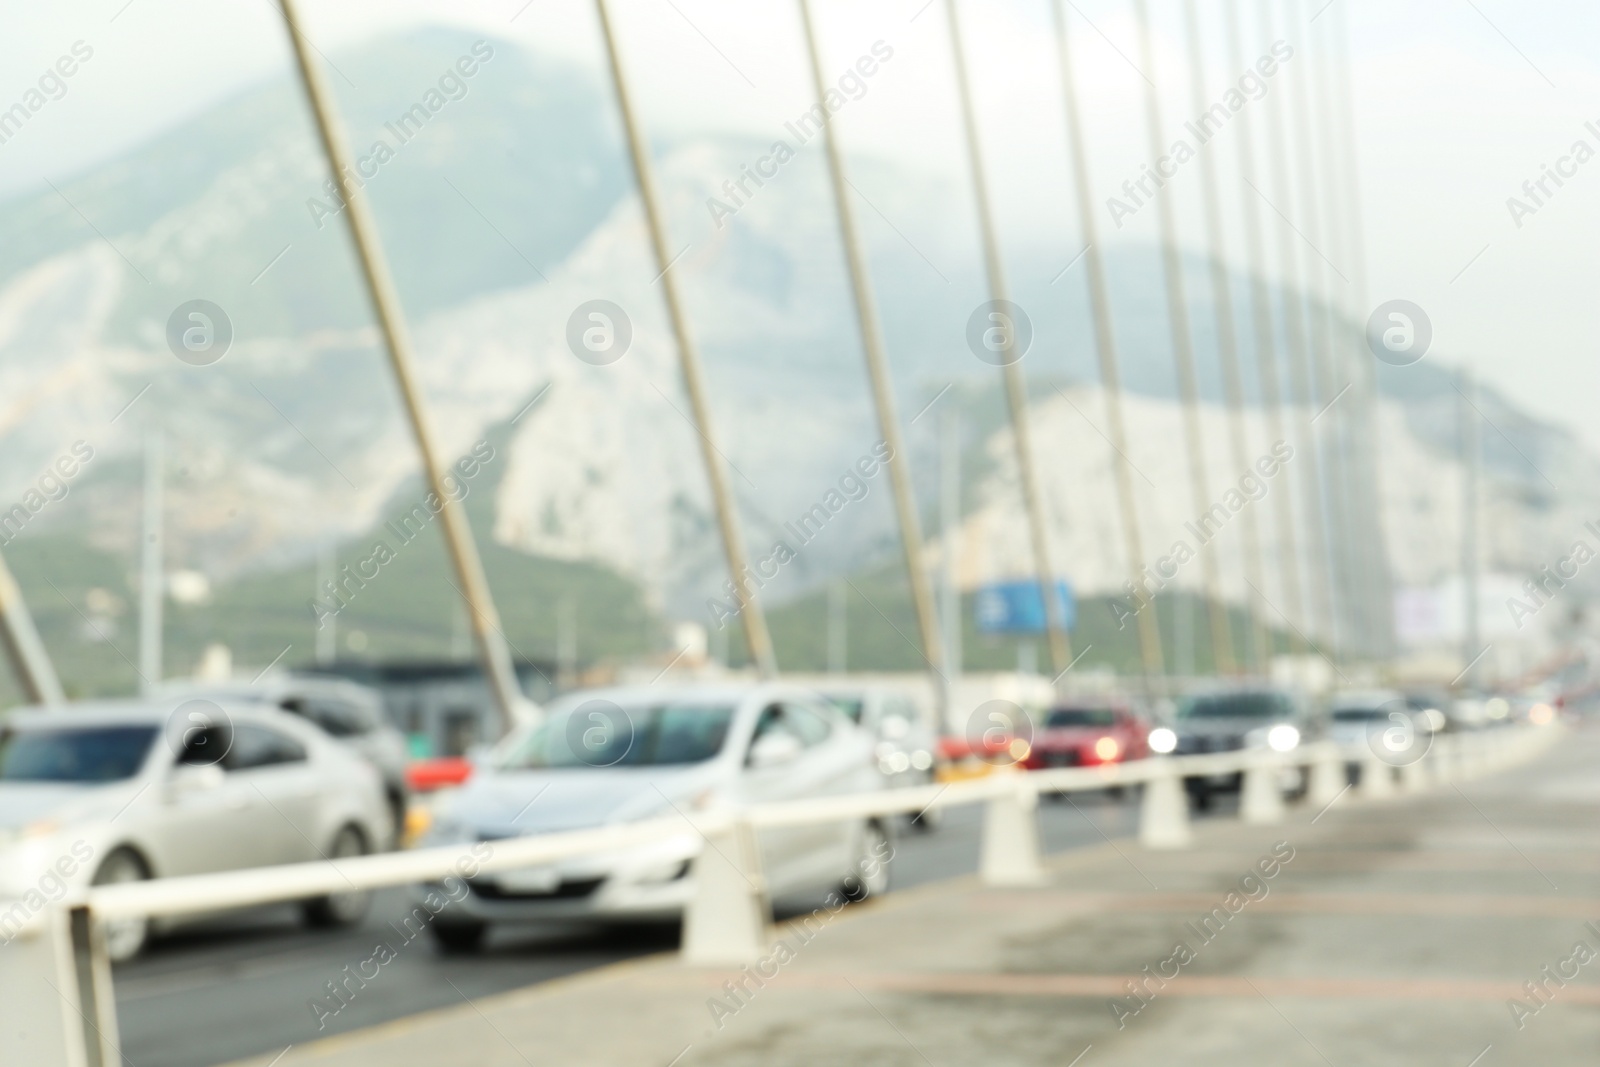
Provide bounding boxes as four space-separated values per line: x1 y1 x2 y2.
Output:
226 726 1600 1067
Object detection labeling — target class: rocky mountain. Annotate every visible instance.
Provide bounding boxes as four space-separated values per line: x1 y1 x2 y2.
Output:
0 25 1591 690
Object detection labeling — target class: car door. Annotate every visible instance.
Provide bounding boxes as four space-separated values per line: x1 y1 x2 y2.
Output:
768 698 864 888
223 722 324 865
738 702 812 892
146 722 280 876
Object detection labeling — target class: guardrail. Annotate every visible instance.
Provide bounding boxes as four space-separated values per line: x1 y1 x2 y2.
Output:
1 724 1557 1067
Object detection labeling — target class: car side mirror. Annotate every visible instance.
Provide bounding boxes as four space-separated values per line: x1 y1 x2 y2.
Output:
166 761 223 799
747 732 802 769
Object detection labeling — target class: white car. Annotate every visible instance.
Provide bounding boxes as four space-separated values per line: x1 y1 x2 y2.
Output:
814 685 941 829
0 701 392 961
158 675 409 835
417 683 891 951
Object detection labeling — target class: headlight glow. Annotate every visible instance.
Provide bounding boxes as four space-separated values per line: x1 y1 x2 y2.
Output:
1267 724 1301 752
1093 736 1121 761
1147 727 1177 754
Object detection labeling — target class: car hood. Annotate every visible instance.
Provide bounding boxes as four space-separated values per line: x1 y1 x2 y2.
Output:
1036 727 1124 744
1175 717 1288 737
0 781 132 831
444 765 720 838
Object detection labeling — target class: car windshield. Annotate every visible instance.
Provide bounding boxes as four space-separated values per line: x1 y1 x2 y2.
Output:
1332 706 1390 721
0 725 159 782
1178 693 1291 720
824 696 865 724
1046 708 1116 727
498 703 735 769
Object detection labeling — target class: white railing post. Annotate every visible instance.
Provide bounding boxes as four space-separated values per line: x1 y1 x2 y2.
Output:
979 772 1046 886
1306 746 1346 809
1139 759 1192 849
681 816 769 966
1400 754 1429 792
1431 734 1456 784
0 901 117 1067
1359 753 1396 799
1240 756 1285 824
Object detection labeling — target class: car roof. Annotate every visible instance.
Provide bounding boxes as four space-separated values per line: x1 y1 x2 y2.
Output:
1327 689 1405 708
547 682 850 714
4 699 307 732
156 675 379 703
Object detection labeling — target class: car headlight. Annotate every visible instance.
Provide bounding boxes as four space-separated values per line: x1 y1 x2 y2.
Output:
1266 724 1300 752
1148 727 1177 754
1093 736 1121 761
0 819 61 847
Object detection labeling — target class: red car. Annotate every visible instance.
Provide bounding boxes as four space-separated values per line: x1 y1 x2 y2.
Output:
1023 702 1150 770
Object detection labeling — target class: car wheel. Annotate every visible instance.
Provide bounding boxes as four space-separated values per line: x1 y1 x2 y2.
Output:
92 849 152 963
429 920 489 954
842 821 892 902
302 826 373 928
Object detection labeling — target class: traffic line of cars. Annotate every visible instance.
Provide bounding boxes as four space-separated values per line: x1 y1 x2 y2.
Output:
0 673 1551 961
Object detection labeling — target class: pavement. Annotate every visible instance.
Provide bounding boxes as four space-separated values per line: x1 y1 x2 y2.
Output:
220 724 1598 1067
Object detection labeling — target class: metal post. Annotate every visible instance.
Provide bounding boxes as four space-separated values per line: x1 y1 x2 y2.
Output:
943 0 1072 675
1182 0 1271 674
940 408 964 704
1225 0 1305 658
315 542 336 665
0 551 64 706
828 578 847 675
798 0 946 721
138 429 163 694
1049 0 1165 688
1282 0 1352 661
592 0 777 679
1258 0 1336 656
276 0 526 731
1460 368 1481 686
1131 0 1235 676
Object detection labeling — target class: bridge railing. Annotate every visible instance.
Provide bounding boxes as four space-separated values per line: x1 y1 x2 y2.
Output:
0 724 1556 1067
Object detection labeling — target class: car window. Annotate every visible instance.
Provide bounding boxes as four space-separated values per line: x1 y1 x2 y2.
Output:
281 696 374 738
1046 708 1117 728
1178 693 1293 720
0 725 158 782
784 701 834 748
824 695 867 724
225 724 308 771
498 703 735 768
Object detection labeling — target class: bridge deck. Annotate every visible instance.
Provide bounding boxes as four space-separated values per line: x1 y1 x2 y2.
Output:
225 727 1599 1067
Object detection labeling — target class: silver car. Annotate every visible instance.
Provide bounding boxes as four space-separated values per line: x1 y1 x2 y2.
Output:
0 701 392 961
815 685 941 829
417 683 890 951
159 675 409 836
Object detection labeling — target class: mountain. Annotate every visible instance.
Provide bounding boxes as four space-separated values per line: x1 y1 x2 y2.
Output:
0 26 1591 697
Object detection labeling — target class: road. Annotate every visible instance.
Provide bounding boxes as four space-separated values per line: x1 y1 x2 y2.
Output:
113 785 1203 1067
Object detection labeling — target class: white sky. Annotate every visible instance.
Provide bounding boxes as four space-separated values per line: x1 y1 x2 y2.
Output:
4 0 1600 450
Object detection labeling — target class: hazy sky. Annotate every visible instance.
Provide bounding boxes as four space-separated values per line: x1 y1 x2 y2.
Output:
4 0 1600 451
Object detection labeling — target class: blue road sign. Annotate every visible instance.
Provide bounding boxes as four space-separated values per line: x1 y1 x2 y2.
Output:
974 579 1075 634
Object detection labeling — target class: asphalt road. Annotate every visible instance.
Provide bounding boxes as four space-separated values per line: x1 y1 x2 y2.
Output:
113 786 1213 1067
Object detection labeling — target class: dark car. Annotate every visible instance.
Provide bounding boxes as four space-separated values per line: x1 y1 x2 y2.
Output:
1169 688 1316 807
